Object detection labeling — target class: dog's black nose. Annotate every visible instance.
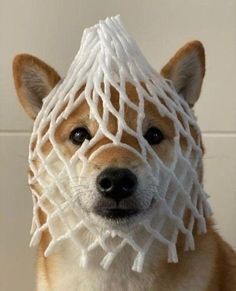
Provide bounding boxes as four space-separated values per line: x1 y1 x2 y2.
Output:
96 167 137 204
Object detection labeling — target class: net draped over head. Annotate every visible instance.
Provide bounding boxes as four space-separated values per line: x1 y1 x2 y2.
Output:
29 15 212 272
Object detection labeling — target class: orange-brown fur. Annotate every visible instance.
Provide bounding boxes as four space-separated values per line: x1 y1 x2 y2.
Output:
13 40 236 291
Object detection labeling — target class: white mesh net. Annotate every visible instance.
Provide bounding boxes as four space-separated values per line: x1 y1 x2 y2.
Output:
29 15 212 272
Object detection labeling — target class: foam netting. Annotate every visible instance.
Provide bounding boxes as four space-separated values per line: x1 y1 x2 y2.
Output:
29 15 212 272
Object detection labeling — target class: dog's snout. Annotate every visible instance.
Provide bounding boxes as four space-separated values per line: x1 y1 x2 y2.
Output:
96 167 137 204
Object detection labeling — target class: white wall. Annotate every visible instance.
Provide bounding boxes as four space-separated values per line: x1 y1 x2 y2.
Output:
1 0 236 290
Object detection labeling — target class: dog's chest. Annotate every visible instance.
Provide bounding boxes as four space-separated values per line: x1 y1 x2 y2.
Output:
40 238 214 291
50 267 156 291
49 249 155 291
48 267 210 291
74 270 155 291
46 257 210 291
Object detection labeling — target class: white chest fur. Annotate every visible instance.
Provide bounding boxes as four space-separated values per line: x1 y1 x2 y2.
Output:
38 236 214 291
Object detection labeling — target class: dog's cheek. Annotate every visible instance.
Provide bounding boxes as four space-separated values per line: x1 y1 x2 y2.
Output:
73 162 100 210
134 168 157 208
145 139 175 172
155 139 175 166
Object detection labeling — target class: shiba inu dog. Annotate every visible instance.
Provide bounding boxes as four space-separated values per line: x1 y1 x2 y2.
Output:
13 31 236 291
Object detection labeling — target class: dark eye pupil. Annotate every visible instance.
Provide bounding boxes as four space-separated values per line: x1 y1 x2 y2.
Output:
69 127 91 145
144 127 164 145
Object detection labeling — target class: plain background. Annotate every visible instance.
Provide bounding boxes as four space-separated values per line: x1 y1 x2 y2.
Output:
1 0 236 290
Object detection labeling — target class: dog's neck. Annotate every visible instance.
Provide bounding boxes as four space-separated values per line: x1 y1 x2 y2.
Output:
36 212 217 291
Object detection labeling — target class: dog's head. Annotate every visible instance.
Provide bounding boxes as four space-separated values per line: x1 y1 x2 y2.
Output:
13 26 209 269
13 40 205 221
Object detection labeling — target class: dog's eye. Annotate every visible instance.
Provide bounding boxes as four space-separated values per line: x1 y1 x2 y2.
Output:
69 127 91 145
144 127 164 145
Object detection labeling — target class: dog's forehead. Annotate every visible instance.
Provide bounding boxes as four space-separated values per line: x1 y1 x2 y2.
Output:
53 82 175 137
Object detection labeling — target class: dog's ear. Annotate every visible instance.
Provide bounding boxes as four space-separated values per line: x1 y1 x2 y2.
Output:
13 54 61 119
161 41 205 107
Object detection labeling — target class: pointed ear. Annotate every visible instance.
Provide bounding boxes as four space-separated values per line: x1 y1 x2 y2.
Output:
13 54 61 119
161 41 205 107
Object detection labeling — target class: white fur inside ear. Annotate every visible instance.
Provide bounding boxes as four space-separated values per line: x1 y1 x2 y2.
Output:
13 54 61 119
172 51 203 106
22 67 51 114
161 42 205 107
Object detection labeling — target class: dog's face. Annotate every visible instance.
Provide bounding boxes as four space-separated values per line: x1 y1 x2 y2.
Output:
13 41 205 233
50 83 178 227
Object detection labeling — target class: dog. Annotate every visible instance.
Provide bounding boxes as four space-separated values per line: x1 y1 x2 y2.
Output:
13 40 236 291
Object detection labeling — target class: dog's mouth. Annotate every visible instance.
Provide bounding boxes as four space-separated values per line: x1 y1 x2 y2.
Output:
93 198 155 221
94 208 140 219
